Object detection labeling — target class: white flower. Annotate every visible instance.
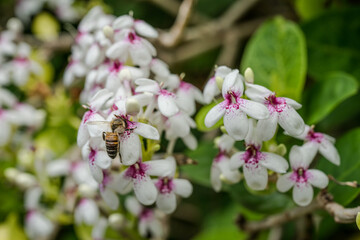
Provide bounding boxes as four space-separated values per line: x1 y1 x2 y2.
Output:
74 198 99 225
114 157 176 205
112 15 158 39
25 210 54 239
175 81 203 116
125 197 164 239
211 134 241 192
277 145 329 206
230 121 289 191
0 109 11 147
289 125 340 165
153 157 193 213
245 83 305 140
135 78 180 117
205 70 269 140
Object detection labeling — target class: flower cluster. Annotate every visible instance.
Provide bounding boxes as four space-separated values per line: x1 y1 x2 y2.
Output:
0 18 45 147
204 67 340 206
65 7 198 239
15 0 80 23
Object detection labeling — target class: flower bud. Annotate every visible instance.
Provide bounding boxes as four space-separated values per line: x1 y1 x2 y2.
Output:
103 25 114 39
4 168 19 182
16 173 37 189
126 98 140 116
119 68 132 81
244 67 254 84
215 76 224 91
7 17 23 33
78 184 96 198
108 213 125 229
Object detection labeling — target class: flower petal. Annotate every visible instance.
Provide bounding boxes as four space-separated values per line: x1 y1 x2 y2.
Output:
307 169 329 189
130 43 152 67
204 101 226 128
256 112 278 141
95 151 112 169
243 164 268 191
284 97 302 110
289 145 314 170
106 41 129 60
133 175 157 205
156 192 176 214
182 134 198 150
278 106 305 137
119 132 141 166
222 70 242 98
319 139 340 166
125 196 142 216
133 122 160 140
203 77 219 104
88 160 103 183
145 157 176 177
0 119 11 146
108 172 133 194
210 164 222 192
293 183 313 206
276 172 295 192
46 159 71 177
260 152 289 173
239 99 269 120
245 83 272 102
158 92 179 117
229 152 245 170
223 106 249 140
173 179 193 198
100 188 119 210
134 20 158 38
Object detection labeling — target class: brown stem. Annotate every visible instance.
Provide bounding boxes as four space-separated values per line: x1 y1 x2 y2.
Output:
239 190 360 233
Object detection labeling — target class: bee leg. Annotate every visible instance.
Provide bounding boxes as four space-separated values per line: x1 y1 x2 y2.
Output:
102 132 106 141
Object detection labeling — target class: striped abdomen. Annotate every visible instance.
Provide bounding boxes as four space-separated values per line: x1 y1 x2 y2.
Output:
104 132 119 159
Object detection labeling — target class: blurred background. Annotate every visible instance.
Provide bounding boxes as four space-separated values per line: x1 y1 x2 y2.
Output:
0 0 360 239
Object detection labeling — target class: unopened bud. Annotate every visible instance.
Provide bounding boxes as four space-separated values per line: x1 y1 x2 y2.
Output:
103 25 114 39
7 17 23 33
152 144 161 152
215 76 224 91
4 168 19 181
16 173 37 189
244 67 254 84
220 126 227 134
109 213 125 229
119 68 132 81
78 184 96 198
126 98 140 116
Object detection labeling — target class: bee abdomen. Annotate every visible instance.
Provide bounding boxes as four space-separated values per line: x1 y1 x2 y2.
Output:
105 133 119 159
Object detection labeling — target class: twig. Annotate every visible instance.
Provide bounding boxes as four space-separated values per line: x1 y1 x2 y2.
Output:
159 18 264 64
328 175 360 188
144 0 209 24
183 0 260 42
239 190 360 233
159 0 194 47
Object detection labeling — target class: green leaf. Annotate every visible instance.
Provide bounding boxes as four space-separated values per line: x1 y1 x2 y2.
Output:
193 204 247 240
181 141 217 188
241 16 307 101
317 128 360 205
302 8 360 80
0 214 27 240
305 72 359 124
195 102 223 132
295 0 327 20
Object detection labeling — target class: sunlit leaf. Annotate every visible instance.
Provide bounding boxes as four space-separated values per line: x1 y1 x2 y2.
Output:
241 16 307 101
317 128 360 206
302 8 360 80
31 12 60 41
305 72 358 124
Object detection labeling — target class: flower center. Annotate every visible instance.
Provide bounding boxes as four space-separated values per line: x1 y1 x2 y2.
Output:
306 129 323 143
243 144 262 165
155 177 174 194
125 162 149 179
265 94 286 112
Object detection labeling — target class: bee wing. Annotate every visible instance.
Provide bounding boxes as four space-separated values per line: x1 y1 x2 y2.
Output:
87 121 111 137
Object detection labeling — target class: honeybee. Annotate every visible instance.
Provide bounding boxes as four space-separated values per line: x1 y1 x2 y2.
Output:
87 115 130 160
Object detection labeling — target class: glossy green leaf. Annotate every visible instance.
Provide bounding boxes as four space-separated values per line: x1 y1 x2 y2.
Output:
195 101 223 132
295 0 326 20
317 128 360 206
193 204 247 240
306 72 358 124
302 8 360 80
241 16 307 101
